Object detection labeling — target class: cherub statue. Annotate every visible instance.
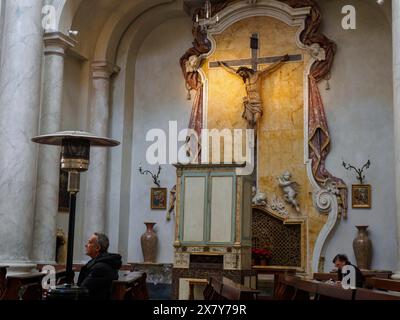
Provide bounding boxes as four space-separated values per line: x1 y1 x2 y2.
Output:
277 171 300 212
307 43 326 61
252 186 267 207
185 55 201 73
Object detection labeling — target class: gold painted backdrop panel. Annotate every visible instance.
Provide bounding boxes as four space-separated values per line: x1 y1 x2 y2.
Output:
204 16 326 271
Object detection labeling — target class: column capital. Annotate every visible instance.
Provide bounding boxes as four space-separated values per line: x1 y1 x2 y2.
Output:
44 32 77 57
91 61 121 80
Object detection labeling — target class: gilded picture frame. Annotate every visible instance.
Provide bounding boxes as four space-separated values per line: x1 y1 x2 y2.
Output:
352 184 371 209
151 188 167 210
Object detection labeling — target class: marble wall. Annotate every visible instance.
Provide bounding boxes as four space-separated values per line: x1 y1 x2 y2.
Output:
316 0 397 272
0 0 4 61
107 17 193 264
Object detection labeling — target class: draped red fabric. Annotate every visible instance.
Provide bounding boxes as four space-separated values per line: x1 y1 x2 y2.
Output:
179 25 210 158
179 3 229 159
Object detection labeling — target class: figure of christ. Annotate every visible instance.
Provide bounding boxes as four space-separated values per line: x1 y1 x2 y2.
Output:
217 54 289 129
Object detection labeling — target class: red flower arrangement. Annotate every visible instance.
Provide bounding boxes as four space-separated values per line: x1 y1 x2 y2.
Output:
252 248 272 260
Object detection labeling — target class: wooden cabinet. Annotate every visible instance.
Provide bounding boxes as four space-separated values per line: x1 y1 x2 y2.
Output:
173 164 252 270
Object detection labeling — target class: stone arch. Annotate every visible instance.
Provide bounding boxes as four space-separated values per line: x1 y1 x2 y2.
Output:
101 3 190 260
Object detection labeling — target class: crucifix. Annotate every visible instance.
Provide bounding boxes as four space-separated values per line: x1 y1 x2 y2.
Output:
210 33 302 182
210 33 302 129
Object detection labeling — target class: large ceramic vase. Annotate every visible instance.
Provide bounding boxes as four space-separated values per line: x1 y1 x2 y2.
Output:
353 225 372 270
141 222 158 263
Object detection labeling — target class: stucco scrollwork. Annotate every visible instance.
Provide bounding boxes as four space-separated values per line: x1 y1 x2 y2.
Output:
313 179 339 213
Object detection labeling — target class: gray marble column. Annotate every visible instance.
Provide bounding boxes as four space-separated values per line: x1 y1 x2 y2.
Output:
0 0 44 270
83 62 120 243
32 33 76 264
392 1 400 280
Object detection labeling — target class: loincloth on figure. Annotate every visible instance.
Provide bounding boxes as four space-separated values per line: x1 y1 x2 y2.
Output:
242 97 263 122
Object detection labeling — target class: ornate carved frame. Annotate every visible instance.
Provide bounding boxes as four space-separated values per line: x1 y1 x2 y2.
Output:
180 0 348 273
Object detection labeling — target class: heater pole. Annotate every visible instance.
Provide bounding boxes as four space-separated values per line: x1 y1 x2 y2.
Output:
66 192 77 283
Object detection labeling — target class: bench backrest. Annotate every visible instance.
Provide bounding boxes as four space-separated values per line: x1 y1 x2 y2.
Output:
365 277 400 292
2 273 45 300
316 282 354 300
355 288 400 300
204 278 258 301
111 272 148 300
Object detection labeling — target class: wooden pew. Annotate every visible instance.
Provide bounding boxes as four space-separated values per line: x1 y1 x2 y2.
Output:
2 272 44 300
355 288 400 300
276 275 353 300
221 279 259 300
365 277 400 293
315 282 354 300
277 273 400 301
0 267 8 299
274 274 297 300
274 275 318 300
314 271 392 284
313 273 338 282
204 278 223 300
253 266 298 292
111 272 149 300
291 277 319 300
203 278 259 301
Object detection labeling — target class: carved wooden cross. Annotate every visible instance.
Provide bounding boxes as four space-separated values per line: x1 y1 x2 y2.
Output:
209 33 302 71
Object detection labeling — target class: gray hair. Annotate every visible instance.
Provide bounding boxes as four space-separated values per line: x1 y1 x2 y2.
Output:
94 232 109 253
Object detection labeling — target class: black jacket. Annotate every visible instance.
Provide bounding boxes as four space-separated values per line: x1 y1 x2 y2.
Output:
337 262 364 288
77 253 122 299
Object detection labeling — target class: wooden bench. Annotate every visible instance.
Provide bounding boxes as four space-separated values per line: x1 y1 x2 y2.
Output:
313 273 338 282
1 272 44 300
291 277 319 300
277 275 352 300
111 272 149 300
365 277 400 292
1 267 148 300
316 282 354 300
254 266 298 295
355 288 400 300
274 275 318 300
0 267 7 299
277 274 400 301
204 277 224 300
273 274 297 300
203 278 259 301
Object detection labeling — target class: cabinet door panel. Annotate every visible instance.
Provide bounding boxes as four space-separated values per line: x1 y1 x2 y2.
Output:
210 176 233 243
182 176 206 242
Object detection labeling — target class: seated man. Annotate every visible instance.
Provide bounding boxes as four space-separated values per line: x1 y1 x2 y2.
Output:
77 232 122 299
333 254 364 288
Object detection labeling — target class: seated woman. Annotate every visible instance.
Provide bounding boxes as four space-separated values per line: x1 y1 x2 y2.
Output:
332 254 364 288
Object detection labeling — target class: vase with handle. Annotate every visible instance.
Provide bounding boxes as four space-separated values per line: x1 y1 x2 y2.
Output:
353 225 372 270
141 222 158 263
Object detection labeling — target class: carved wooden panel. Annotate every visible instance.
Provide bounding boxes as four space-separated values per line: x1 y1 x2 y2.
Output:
252 208 301 267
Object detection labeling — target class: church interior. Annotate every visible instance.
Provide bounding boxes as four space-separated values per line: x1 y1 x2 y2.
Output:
1 0 400 301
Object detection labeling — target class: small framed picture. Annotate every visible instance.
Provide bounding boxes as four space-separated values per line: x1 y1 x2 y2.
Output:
352 184 371 209
151 188 167 210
